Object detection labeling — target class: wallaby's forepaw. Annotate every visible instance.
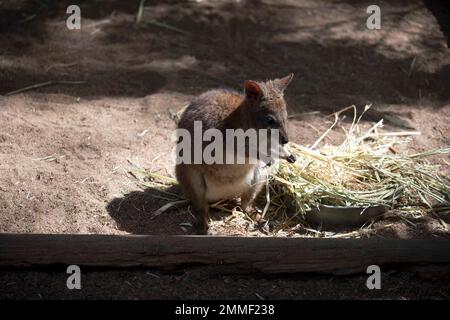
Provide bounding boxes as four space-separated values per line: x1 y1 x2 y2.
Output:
243 205 258 215
243 205 265 222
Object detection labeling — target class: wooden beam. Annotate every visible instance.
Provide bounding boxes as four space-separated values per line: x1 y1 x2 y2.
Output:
1 234 450 275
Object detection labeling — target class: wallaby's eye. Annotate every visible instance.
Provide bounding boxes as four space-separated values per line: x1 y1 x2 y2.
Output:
265 115 278 127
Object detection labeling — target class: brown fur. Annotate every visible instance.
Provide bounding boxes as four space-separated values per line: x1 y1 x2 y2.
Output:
176 74 294 234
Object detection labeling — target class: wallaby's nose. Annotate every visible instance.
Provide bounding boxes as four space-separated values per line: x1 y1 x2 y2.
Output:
281 136 289 145
287 154 296 163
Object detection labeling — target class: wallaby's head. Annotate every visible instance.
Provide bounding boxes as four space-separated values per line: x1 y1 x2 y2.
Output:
243 73 296 163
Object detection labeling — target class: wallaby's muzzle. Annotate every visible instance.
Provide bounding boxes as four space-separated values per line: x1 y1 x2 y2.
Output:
286 154 296 163
278 145 296 163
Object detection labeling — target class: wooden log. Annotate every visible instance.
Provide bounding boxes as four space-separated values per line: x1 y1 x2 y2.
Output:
1 234 450 275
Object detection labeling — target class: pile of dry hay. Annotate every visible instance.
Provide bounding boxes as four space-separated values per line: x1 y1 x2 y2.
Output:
131 106 450 237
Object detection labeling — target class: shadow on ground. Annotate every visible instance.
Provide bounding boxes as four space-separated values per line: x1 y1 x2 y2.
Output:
0 0 448 109
106 185 192 235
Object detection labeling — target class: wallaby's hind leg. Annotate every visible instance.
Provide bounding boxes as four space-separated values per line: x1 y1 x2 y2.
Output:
176 165 209 234
194 206 210 235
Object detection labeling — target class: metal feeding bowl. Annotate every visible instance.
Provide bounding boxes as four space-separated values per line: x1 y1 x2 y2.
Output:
304 204 387 228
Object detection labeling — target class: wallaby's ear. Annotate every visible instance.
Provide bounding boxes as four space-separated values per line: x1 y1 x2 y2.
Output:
274 73 294 92
244 80 262 101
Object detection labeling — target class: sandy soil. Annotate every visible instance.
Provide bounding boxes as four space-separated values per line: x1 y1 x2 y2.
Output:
1 0 448 237
0 0 449 299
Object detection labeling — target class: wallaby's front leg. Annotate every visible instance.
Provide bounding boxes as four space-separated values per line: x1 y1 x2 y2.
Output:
241 182 264 214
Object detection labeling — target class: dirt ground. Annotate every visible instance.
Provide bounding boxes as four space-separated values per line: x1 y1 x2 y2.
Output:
1 267 450 300
0 0 449 299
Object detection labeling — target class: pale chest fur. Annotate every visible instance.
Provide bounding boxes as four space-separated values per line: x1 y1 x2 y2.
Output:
203 163 264 203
